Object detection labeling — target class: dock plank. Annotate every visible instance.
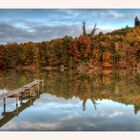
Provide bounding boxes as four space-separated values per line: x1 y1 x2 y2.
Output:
0 80 43 100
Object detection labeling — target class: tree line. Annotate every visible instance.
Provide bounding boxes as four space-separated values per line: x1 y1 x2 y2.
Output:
0 17 140 70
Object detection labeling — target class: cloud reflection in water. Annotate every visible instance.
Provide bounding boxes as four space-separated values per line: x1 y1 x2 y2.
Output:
0 93 140 131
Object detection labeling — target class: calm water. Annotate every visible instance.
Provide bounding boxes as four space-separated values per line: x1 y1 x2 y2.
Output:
0 69 140 131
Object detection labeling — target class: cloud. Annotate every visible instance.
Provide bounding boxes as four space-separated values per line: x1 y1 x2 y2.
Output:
0 95 138 131
0 20 81 44
0 9 139 44
100 10 125 19
0 19 112 44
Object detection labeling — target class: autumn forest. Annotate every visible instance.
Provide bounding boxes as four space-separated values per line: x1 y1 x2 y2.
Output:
0 17 140 72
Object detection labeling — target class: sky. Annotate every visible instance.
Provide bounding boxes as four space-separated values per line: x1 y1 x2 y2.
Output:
0 9 140 44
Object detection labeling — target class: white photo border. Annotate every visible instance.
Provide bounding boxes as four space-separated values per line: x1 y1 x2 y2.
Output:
0 0 140 140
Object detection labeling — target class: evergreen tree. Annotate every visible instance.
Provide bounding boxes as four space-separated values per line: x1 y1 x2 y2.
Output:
135 16 140 27
82 22 86 36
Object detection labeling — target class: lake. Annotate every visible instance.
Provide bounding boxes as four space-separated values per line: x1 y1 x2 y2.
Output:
0 68 140 131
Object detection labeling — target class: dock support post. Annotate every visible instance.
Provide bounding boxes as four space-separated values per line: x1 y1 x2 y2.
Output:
20 99 23 105
29 88 32 97
29 98 33 105
3 98 6 113
21 92 23 98
37 84 40 95
16 97 19 107
41 80 44 92
16 97 19 116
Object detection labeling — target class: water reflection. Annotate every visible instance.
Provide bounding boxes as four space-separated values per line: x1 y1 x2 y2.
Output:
0 68 139 130
0 96 39 128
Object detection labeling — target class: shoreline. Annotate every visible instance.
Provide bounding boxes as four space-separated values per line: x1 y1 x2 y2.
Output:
0 64 139 72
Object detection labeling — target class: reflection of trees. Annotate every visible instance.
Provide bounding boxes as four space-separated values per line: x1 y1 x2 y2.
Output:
0 70 35 90
43 69 140 113
0 69 140 114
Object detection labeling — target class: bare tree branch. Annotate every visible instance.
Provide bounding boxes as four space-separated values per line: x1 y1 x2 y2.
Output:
90 23 97 36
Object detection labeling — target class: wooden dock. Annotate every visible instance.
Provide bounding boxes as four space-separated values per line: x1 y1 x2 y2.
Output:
0 80 44 100
0 79 44 128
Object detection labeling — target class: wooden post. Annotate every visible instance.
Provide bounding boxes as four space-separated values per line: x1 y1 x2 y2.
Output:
37 84 40 95
29 88 33 97
20 99 23 105
16 97 19 106
3 98 6 105
21 92 23 98
41 80 44 92
3 98 6 113
29 98 33 105
16 97 19 116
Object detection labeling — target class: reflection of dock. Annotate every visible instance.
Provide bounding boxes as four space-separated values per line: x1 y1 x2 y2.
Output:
0 80 44 128
0 96 39 128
